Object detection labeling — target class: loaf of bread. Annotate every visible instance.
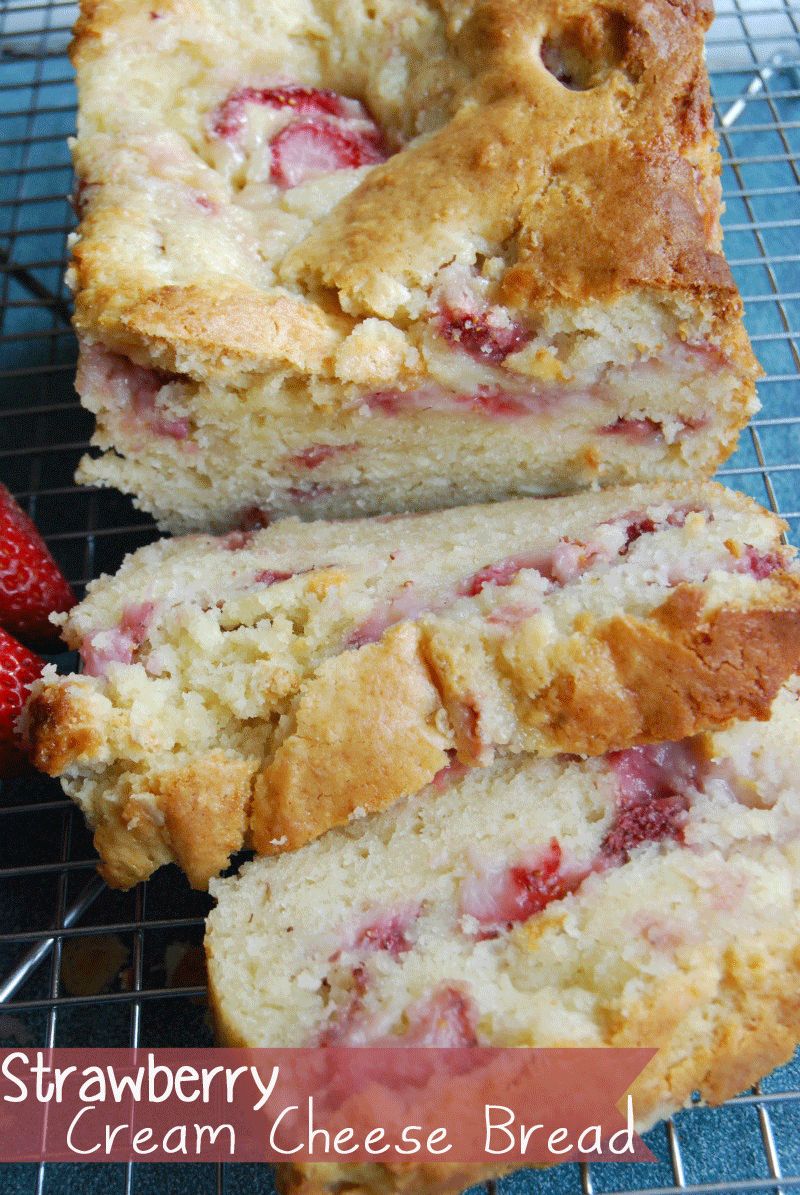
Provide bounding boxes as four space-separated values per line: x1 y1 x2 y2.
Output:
24 482 800 889
69 0 758 531
205 678 800 1195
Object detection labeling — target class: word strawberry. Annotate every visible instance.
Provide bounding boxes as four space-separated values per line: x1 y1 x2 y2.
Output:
0 484 75 651
0 627 44 777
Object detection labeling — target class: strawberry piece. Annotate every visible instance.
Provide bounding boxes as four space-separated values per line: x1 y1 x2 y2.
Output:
365 384 546 419
253 569 294 587
621 515 656 549
458 540 595 596
270 120 386 188
0 627 45 777
601 417 663 442
467 387 535 416
286 482 335 504
734 545 785 580
461 839 580 939
355 912 413 958
600 742 700 864
238 505 271 532
506 841 569 921
431 753 471 792
212 84 357 139
440 308 531 364
619 507 689 553
287 442 359 469
0 485 75 651
459 550 553 596
600 795 687 864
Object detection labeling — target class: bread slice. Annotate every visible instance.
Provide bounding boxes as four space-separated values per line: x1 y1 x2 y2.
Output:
205 678 800 1195
69 0 758 531
24 482 800 889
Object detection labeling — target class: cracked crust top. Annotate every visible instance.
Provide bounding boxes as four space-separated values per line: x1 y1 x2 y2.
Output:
68 0 755 383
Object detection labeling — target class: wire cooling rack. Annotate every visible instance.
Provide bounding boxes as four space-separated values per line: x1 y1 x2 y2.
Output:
1 0 800 1191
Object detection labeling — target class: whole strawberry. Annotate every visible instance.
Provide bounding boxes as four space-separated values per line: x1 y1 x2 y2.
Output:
0 484 75 651
0 626 44 777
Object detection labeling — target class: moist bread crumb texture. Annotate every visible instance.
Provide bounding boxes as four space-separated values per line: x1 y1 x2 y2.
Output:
24 482 800 889
70 0 759 530
205 678 800 1195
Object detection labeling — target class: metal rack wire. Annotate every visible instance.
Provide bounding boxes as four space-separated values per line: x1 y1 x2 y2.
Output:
0 0 799 1191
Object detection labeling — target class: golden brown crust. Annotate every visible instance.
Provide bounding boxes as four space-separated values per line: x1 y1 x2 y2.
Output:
152 754 253 889
286 0 742 333
68 0 758 379
601 578 800 740
94 794 176 889
25 682 107 774
91 753 255 889
250 624 450 855
75 277 350 379
609 935 800 1110
511 575 800 753
425 574 800 755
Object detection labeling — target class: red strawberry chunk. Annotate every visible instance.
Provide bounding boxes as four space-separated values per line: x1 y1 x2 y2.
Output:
365 383 553 419
118 601 153 643
355 912 413 958
287 443 359 469
441 308 531 364
461 839 582 938
507 843 567 917
485 601 542 627
617 507 690 553
80 601 156 679
286 483 335 504
734 545 785 580
600 741 702 864
431 752 470 792
449 697 489 764
253 569 294 587
601 795 688 864
221 507 272 550
459 550 555 597
0 627 45 777
239 506 271 532
600 417 663 442
346 584 429 648
468 388 535 416
221 530 255 551
622 516 656 548
0 485 75 651
458 540 593 597
211 85 360 139
270 119 385 188
80 629 134 678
